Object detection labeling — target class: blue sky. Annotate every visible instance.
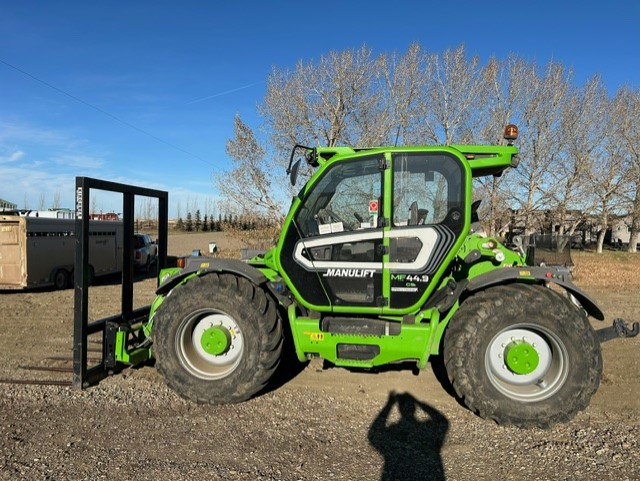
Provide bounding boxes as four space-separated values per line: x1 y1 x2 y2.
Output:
1 0 638 218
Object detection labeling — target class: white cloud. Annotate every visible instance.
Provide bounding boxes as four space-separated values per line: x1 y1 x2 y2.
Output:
52 154 104 169
0 120 103 209
0 149 25 163
0 121 75 147
0 163 76 209
0 118 219 217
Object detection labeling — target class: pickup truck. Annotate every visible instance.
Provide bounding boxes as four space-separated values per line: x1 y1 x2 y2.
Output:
133 233 157 271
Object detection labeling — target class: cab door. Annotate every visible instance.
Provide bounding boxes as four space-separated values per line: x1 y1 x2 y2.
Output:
385 151 467 311
278 154 386 311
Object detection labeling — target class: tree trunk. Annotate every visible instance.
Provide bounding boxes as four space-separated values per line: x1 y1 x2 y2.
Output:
596 229 606 253
596 211 608 254
628 182 640 253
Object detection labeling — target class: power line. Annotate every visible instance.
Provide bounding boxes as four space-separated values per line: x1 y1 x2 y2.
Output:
0 57 216 168
186 81 264 105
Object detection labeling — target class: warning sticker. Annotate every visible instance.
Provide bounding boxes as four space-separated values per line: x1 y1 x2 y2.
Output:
369 200 379 213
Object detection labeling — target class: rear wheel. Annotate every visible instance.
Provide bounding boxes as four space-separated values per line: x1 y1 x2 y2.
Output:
87 265 95 286
443 283 602 428
153 273 283 404
52 269 69 290
69 265 95 288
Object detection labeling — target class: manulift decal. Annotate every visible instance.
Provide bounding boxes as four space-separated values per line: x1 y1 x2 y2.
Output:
322 268 375 278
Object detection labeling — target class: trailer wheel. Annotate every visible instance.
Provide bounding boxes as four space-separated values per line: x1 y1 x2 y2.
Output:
53 269 69 290
69 265 95 288
443 283 601 428
153 273 283 404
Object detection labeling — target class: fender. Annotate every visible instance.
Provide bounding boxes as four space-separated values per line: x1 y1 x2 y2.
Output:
155 257 268 296
465 266 604 320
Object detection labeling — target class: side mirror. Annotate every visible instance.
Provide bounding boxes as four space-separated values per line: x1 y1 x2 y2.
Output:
290 159 301 186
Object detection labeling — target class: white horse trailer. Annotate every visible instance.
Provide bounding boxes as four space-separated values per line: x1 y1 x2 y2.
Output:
0 215 123 289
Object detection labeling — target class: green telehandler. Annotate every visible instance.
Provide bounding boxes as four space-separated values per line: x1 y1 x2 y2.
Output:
98 125 637 428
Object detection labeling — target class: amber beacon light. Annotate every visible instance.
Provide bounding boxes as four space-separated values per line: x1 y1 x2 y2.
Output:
503 124 518 144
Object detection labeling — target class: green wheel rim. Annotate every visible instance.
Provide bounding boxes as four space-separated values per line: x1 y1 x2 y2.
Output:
175 310 244 380
485 325 568 402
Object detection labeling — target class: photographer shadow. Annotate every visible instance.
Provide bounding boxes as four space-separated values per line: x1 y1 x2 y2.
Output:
368 392 449 481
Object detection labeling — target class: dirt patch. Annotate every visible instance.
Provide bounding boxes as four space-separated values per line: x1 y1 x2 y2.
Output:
1 234 638 480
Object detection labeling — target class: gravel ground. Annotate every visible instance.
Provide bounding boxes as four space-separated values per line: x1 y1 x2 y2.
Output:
0 233 638 481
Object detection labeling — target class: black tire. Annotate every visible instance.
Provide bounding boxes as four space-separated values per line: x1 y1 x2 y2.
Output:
70 266 95 287
153 273 283 404
87 265 95 286
443 283 602 428
53 269 69 290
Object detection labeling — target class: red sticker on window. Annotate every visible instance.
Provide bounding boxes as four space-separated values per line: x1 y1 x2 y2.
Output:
369 200 378 213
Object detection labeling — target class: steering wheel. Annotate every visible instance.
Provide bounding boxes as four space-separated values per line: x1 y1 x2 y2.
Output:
318 208 353 230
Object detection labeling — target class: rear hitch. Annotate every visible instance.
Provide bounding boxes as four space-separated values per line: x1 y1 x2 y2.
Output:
596 318 640 343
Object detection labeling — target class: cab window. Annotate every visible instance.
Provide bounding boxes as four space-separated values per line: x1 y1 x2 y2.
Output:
392 152 464 228
295 156 383 237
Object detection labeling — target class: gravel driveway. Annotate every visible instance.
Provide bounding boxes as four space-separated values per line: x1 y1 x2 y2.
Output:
1 234 638 480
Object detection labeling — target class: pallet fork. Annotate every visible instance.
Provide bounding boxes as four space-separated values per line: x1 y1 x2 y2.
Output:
72 177 168 389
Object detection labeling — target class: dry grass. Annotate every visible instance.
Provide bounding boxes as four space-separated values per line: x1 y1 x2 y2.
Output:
571 250 640 288
219 224 280 251
166 229 278 260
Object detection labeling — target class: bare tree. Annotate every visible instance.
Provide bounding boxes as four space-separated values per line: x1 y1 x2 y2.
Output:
144 197 156 227
474 55 531 236
511 61 572 236
214 42 637 244
203 197 214 221
190 195 199 221
175 200 182 221
616 87 640 252
417 45 491 145
38 192 46 211
591 123 630 253
223 44 498 224
262 45 388 155
216 115 286 227
51 191 61 210
546 76 608 251
136 198 144 224
380 43 428 146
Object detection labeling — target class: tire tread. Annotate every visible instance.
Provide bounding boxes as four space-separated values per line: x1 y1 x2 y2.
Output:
444 283 601 428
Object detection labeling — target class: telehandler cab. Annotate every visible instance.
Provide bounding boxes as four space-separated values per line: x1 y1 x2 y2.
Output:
97 126 637 428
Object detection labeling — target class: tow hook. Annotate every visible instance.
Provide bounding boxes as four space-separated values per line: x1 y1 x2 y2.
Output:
596 318 640 343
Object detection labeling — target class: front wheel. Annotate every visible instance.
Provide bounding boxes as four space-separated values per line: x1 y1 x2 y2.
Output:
443 283 602 428
153 273 283 404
